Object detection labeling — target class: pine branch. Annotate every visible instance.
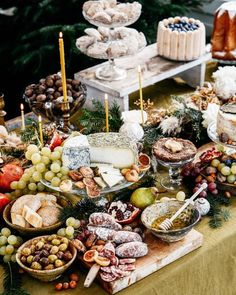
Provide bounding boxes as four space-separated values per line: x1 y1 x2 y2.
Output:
0 262 30 295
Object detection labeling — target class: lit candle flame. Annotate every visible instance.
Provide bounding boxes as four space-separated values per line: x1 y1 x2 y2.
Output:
20 103 24 111
38 115 42 123
138 65 141 73
59 32 63 38
104 93 108 101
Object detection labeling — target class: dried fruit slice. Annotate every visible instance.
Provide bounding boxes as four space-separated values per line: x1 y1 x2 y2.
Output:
86 185 101 198
83 250 98 263
68 171 83 181
138 153 151 167
59 179 72 192
94 256 110 267
79 167 94 178
83 177 96 187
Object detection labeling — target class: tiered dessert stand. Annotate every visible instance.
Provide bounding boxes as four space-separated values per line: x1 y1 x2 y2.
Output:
80 5 145 81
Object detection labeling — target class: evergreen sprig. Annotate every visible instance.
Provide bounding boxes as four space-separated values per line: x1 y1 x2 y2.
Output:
0 262 30 295
59 198 106 223
79 99 123 134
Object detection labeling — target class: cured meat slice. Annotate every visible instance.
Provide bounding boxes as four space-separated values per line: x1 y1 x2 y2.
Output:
100 266 112 273
115 241 148 258
113 231 142 244
119 258 136 264
87 225 116 241
100 271 117 282
119 264 136 271
100 241 115 258
89 213 122 230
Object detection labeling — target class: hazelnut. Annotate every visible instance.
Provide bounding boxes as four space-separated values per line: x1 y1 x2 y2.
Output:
67 90 72 97
38 85 46 93
36 94 46 102
58 86 63 93
45 78 54 87
55 79 62 87
220 133 229 143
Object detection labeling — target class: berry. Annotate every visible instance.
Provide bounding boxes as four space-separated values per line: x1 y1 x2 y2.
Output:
221 166 231 176
208 182 217 192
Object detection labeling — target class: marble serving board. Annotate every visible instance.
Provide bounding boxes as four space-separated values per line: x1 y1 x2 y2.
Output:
79 229 203 294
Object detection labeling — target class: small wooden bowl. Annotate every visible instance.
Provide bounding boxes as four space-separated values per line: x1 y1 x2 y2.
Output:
16 236 77 281
3 195 68 236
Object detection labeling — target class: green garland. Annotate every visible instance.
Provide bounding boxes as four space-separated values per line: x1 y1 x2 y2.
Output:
79 99 123 135
0 262 29 295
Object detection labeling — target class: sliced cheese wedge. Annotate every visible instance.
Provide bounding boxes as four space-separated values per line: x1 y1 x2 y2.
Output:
101 173 124 188
94 177 107 189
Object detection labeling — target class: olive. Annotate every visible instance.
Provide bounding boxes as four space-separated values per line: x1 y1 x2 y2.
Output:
33 255 41 262
52 239 60 246
31 262 42 270
20 256 27 264
57 251 64 260
43 243 52 251
36 241 44 250
34 251 42 257
40 257 50 266
22 247 31 256
55 259 64 268
48 234 57 242
26 255 34 264
48 254 57 263
44 264 54 270
50 246 59 255
30 245 36 254
61 238 69 245
41 250 49 257
58 243 68 252
63 251 72 261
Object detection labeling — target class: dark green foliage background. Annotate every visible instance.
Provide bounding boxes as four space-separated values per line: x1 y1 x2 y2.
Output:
0 0 205 118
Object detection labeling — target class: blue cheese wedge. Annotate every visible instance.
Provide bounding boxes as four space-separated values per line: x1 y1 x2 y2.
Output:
87 133 138 169
101 173 124 188
62 135 90 169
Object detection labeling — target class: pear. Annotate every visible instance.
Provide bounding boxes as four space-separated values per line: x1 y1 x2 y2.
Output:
130 187 158 209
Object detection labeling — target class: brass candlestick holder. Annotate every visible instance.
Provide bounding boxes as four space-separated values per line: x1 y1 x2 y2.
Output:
0 93 6 126
61 100 71 133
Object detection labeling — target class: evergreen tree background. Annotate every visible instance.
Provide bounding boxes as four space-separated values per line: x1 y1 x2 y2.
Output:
0 0 207 119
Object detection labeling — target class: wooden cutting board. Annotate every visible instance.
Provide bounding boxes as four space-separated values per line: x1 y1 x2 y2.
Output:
81 229 203 294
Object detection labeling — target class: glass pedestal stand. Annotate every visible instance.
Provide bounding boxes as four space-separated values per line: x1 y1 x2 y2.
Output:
96 59 127 81
157 158 195 191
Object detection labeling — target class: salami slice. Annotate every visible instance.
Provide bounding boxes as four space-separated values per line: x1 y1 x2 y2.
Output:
119 264 136 271
100 266 112 273
100 271 117 282
113 231 142 244
89 213 122 230
115 241 148 258
100 241 115 258
119 258 136 265
87 226 116 241
110 256 119 266
110 266 126 278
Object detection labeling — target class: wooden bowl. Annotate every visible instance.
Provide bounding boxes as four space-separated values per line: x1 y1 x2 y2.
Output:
3 195 68 236
16 235 77 281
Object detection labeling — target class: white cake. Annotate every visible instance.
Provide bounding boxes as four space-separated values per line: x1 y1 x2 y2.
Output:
157 16 205 61
217 103 236 142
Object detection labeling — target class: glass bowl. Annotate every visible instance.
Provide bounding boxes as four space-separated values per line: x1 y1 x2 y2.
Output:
24 83 86 129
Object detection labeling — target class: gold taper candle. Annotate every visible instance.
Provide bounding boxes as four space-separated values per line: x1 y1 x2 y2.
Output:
104 94 109 132
20 103 25 130
38 115 44 147
138 65 144 126
59 32 68 103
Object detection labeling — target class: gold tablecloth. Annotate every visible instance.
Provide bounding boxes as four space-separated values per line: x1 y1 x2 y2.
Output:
0 198 235 295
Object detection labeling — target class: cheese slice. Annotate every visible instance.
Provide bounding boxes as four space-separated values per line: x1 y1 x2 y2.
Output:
22 205 43 228
94 177 107 189
88 133 138 169
101 173 124 188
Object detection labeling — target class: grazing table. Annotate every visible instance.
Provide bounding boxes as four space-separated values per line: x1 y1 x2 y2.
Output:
0 198 235 295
